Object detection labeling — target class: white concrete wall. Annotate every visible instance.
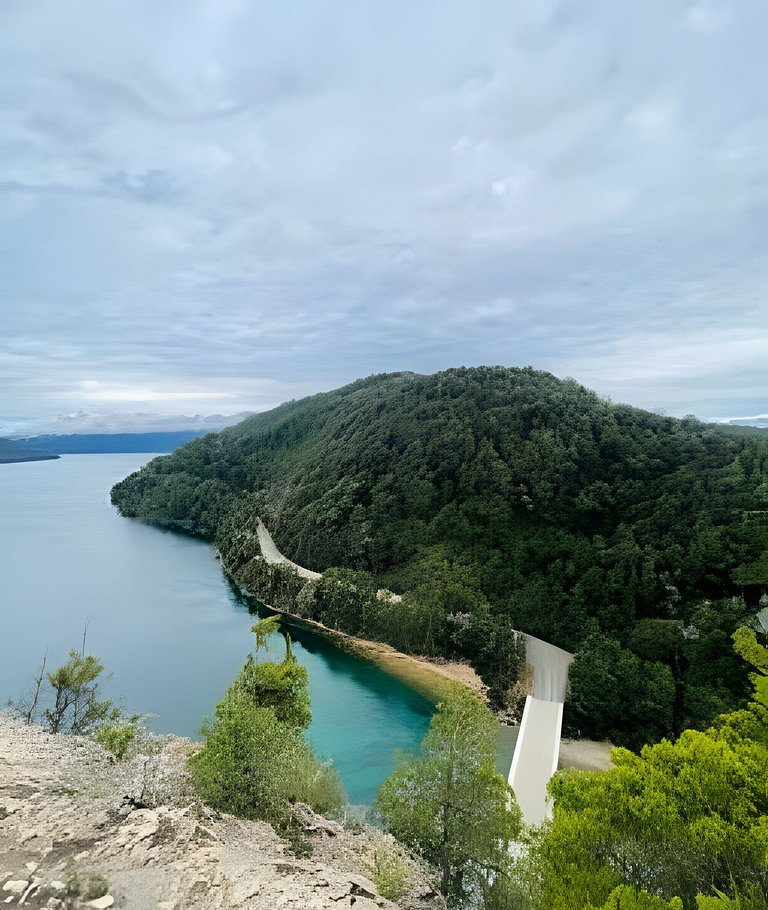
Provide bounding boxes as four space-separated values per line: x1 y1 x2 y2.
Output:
508 695 564 825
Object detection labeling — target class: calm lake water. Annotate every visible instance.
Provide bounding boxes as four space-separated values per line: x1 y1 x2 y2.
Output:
0 454 434 804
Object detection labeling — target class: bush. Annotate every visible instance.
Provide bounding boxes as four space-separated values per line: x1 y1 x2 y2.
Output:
189 697 300 821
93 713 143 761
373 846 414 902
189 617 345 822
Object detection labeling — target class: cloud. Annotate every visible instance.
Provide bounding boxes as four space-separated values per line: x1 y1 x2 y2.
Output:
0 410 254 436
0 0 766 426
72 386 236 403
101 169 181 203
686 1 733 33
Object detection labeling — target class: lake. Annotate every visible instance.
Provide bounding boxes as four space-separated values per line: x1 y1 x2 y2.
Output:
0 454 434 804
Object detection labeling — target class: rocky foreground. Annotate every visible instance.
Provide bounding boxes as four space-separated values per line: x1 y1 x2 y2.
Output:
0 714 442 910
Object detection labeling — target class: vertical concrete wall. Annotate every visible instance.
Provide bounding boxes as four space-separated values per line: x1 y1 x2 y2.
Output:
508 695 565 825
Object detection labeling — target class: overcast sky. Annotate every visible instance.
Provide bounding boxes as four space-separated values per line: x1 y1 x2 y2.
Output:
1 0 766 433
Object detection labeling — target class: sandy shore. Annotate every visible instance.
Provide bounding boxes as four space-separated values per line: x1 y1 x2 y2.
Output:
240 521 487 705
269 607 486 706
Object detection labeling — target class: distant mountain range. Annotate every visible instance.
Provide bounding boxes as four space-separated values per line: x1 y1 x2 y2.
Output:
0 431 213 463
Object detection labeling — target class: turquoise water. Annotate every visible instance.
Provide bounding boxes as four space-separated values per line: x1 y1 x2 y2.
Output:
0 454 433 804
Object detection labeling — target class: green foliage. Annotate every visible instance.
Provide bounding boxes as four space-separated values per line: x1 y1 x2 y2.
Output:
189 698 309 822
565 633 675 749
11 649 121 735
111 366 768 743
449 610 526 706
82 875 109 901
373 846 415 903
93 713 142 761
189 620 344 822
695 887 767 909
587 886 683 909
311 568 378 635
530 632 768 910
229 655 311 729
732 626 768 709
376 687 521 909
251 615 284 652
44 650 114 734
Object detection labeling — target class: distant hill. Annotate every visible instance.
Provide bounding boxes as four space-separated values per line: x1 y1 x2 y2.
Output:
19 431 210 455
710 423 768 437
0 437 59 464
111 367 768 744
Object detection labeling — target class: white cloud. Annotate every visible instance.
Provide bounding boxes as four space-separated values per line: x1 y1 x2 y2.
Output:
625 100 677 135
74 387 236 403
686 2 732 33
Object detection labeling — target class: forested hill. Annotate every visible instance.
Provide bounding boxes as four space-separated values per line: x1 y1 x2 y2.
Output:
21 431 209 454
112 367 768 742
0 437 59 464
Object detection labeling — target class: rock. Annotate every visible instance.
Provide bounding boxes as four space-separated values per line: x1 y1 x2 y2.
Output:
328 882 350 901
45 900 64 910
85 897 114 909
0 798 24 818
347 874 377 900
2 881 29 895
23 864 37 874
48 882 66 893
18 880 40 906
349 899 380 910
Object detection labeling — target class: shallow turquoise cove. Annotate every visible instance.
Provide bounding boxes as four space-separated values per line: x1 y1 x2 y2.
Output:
0 454 438 804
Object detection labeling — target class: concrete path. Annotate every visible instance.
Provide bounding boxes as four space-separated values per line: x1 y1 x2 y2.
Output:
508 637 573 824
522 633 574 702
255 518 322 580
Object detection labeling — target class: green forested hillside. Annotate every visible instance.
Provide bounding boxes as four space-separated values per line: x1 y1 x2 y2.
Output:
111 367 768 743
0 437 59 464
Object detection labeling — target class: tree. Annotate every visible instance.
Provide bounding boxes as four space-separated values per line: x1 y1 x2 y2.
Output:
732 626 768 709
230 616 312 728
188 698 312 822
376 687 521 909
565 633 675 749
43 650 117 734
188 617 343 822
228 655 311 729
528 629 768 910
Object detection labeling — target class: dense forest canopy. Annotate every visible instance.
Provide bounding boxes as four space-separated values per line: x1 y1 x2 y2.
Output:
112 366 768 743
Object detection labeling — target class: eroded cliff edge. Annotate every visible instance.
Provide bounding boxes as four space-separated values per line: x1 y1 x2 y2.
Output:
0 714 442 910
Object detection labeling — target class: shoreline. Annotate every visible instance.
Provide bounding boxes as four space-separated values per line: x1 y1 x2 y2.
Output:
217 531 614 775
227 567 486 706
220 523 489 706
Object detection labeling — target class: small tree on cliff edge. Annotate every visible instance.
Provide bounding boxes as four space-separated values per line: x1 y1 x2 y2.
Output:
188 614 344 822
376 686 521 909
8 648 116 735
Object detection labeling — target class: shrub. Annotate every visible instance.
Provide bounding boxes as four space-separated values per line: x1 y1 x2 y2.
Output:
93 713 142 761
373 846 414 902
189 617 345 822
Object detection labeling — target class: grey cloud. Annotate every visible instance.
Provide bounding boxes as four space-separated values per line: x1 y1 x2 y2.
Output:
0 0 766 427
101 169 181 203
